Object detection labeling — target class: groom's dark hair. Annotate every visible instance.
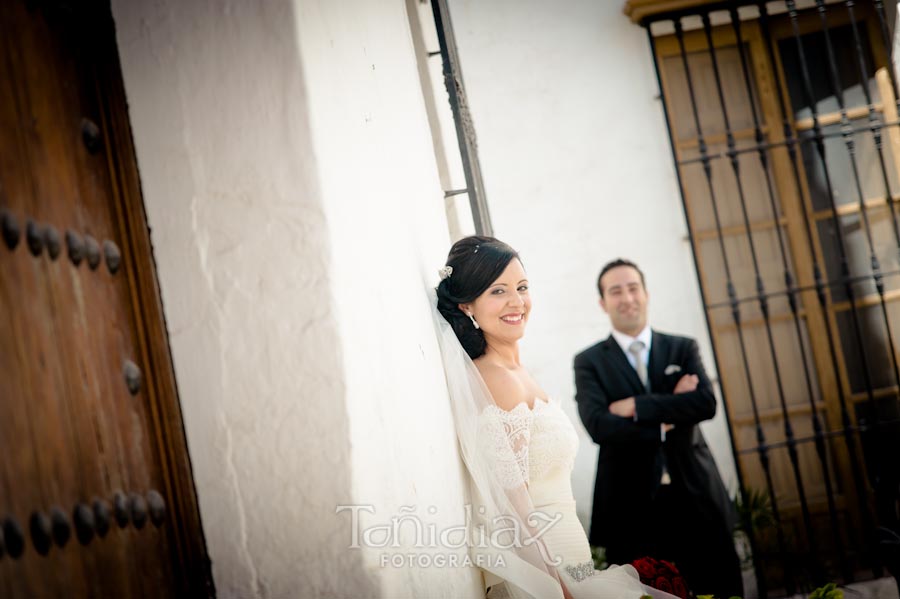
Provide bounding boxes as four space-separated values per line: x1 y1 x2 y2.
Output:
597 258 645 298
436 235 522 359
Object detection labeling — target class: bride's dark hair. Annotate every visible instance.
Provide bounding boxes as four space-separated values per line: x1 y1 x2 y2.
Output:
436 235 521 359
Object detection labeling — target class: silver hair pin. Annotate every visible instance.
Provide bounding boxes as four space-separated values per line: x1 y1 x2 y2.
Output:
438 265 453 280
474 244 480 254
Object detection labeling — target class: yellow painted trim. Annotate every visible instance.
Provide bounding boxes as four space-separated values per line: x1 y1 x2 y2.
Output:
623 0 723 24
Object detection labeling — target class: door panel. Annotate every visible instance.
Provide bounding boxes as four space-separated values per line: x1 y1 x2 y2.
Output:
0 2 210 596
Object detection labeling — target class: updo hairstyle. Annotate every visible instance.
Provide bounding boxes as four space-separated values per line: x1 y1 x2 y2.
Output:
436 236 521 359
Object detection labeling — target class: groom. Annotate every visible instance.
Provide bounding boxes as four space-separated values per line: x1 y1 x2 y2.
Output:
573 258 742 598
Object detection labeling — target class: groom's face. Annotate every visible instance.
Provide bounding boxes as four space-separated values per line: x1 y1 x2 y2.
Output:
599 265 648 337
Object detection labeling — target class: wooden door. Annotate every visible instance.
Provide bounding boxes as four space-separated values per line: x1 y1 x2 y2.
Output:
0 1 211 596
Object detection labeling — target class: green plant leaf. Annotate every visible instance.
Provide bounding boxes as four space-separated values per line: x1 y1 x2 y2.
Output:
809 582 843 599
734 487 775 532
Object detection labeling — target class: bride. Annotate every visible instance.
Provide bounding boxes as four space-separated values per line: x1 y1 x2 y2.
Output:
433 236 678 599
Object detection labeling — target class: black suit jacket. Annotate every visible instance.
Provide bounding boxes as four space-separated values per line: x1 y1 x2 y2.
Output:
573 330 735 550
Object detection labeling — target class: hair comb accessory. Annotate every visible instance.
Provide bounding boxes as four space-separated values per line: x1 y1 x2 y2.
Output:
438 265 453 280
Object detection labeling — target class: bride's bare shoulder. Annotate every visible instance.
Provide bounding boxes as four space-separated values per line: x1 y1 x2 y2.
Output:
475 360 528 412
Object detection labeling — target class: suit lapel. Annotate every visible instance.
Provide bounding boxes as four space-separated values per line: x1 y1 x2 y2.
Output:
601 336 645 396
647 330 668 393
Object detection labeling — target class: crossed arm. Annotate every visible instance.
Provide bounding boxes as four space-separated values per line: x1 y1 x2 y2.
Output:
574 340 716 446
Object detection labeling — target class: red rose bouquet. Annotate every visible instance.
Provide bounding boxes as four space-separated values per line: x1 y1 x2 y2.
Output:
631 556 691 599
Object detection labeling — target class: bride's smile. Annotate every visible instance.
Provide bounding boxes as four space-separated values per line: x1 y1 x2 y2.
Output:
499 313 525 325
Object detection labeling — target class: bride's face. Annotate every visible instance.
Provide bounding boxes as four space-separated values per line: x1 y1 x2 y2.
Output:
463 258 531 344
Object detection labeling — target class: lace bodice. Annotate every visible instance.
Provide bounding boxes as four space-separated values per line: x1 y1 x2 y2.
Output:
477 400 657 599
478 399 579 489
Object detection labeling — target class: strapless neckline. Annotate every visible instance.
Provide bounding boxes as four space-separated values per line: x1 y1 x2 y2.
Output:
496 397 551 414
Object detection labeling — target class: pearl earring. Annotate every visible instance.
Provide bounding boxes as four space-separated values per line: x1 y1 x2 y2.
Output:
468 312 480 330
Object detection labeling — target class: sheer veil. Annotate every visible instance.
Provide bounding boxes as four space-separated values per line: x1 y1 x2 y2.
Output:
429 289 564 599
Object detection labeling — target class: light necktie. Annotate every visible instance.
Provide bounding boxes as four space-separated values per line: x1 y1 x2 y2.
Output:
629 339 671 484
628 339 648 392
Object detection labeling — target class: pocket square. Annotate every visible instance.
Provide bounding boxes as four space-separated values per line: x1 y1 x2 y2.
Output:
664 364 682 375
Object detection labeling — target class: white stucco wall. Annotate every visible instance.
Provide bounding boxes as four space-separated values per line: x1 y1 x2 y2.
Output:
447 0 739 530
291 1 481 597
112 0 480 597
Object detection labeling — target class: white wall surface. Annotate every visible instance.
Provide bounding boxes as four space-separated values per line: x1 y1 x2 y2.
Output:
447 0 739 530
291 1 482 597
112 0 481 597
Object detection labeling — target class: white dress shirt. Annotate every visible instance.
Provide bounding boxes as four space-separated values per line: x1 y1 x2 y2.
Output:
610 324 652 374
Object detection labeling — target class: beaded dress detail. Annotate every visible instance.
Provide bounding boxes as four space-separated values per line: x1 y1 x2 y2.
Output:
480 399 650 598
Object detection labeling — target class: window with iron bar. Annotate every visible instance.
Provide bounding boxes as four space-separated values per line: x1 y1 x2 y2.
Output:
628 0 900 594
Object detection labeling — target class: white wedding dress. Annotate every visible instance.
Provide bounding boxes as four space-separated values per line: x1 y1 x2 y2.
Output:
479 398 667 599
429 289 673 599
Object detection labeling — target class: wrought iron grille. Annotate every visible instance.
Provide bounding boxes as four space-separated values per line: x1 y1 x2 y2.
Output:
429 0 493 236
640 0 900 595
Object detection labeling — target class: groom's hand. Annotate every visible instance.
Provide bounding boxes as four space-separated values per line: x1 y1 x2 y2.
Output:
608 397 635 418
673 373 699 394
